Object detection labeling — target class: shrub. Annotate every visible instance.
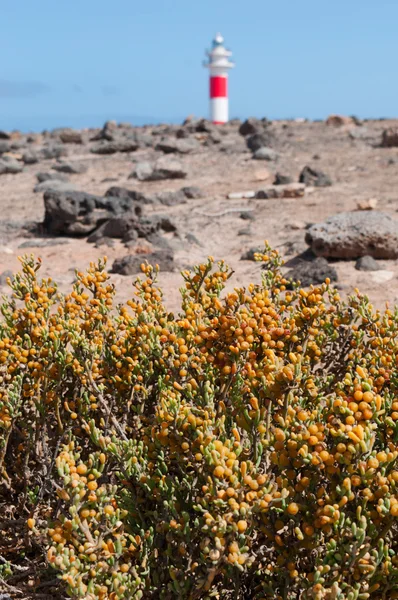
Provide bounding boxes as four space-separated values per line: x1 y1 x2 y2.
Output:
1 247 398 599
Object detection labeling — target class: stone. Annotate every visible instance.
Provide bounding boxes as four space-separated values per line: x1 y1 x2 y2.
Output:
131 162 154 181
355 255 382 271
285 220 307 230
41 145 68 159
154 156 188 180
52 161 88 174
239 118 263 136
185 233 202 245
240 247 262 261
181 186 204 199
122 229 138 244
36 171 69 183
87 217 139 242
0 141 10 154
326 115 353 126
0 270 13 286
356 198 378 211
111 250 174 275
285 256 338 287
175 138 200 154
90 140 139 154
218 136 247 154
131 157 188 181
59 129 83 144
133 132 154 147
0 158 23 174
305 211 398 259
253 147 279 161
240 211 255 220
274 172 293 185
381 128 398 148
18 238 69 248
246 131 275 152
255 184 305 199
299 166 332 187
22 150 41 164
0 131 11 140
104 186 152 204
43 190 141 236
152 190 186 206
155 137 179 153
90 120 118 141
34 180 78 193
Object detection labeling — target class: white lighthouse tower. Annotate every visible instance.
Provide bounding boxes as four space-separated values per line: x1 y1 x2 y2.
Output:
204 33 234 124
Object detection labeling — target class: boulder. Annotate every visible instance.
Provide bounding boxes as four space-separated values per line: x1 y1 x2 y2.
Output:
19 238 69 248
41 145 68 160
155 137 200 155
155 137 179 153
152 190 186 206
22 150 41 164
381 128 398 148
90 140 139 154
34 180 78 193
299 166 332 187
52 161 88 174
240 247 262 261
104 186 152 204
255 184 305 199
326 115 353 127
218 136 247 154
43 190 141 236
59 129 83 144
0 141 10 154
181 186 204 199
274 173 293 185
111 250 174 275
176 138 200 153
87 217 139 242
130 157 188 181
239 118 263 136
247 131 275 152
130 162 154 181
0 131 11 140
285 256 338 287
253 147 279 161
90 120 118 141
355 255 382 271
0 158 23 175
305 211 398 259
36 171 69 183
0 270 13 286
154 156 188 179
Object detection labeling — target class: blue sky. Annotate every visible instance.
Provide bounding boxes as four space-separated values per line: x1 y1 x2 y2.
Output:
0 0 397 131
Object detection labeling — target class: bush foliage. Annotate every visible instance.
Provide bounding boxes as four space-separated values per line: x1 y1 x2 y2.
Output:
1 247 398 600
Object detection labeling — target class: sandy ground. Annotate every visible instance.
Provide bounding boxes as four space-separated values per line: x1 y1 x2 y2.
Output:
1 118 398 312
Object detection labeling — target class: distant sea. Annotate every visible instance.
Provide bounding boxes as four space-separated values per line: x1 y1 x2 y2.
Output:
0 115 185 133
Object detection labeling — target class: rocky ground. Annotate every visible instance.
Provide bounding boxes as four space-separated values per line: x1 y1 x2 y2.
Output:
1 115 398 312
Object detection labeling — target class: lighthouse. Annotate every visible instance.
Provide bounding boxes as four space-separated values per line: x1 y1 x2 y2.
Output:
204 33 234 124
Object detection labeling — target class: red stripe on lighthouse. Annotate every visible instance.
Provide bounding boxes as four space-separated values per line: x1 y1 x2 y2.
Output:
210 76 227 98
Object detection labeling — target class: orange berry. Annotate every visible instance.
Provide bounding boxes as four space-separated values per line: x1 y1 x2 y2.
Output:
287 502 299 515
237 520 248 533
